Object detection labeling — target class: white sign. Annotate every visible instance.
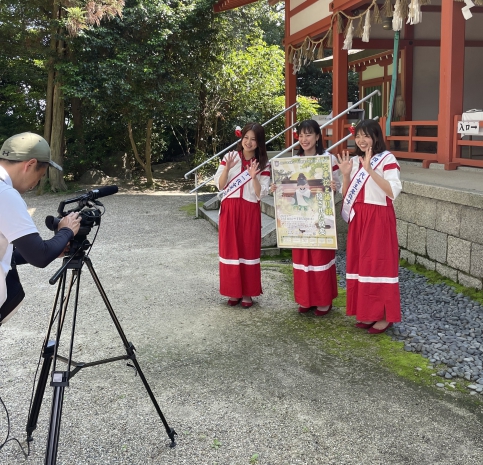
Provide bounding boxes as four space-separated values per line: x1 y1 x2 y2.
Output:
457 121 480 135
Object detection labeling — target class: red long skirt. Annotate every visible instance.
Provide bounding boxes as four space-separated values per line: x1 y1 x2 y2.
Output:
219 198 262 298
292 249 338 308
346 202 401 322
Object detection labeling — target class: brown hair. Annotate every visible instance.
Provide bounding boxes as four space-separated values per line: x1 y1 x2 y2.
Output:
353 119 387 157
236 122 268 168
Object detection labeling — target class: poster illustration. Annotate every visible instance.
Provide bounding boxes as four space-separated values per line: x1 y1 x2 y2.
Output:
271 155 337 249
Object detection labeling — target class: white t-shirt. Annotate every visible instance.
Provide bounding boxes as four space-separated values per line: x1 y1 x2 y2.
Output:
0 165 39 307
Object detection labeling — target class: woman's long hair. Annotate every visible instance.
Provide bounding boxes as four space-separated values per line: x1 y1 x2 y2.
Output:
296 119 325 155
236 122 268 167
353 119 387 157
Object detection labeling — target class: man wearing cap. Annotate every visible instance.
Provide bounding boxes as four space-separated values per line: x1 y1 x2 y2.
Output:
0 132 81 324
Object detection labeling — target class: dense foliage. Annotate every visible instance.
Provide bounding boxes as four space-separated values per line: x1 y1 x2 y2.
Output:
0 0 353 187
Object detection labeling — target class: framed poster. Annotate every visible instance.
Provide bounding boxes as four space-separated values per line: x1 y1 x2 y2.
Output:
271 155 337 250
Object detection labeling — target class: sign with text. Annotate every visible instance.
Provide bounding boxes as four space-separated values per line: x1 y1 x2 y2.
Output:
458 121 480 135
271 155 337 250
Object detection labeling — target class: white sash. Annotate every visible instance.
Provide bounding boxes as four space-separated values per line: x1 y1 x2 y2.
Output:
218 162 269 203
341 151 390 223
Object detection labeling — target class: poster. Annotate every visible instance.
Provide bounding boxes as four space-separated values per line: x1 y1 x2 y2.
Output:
271 155 337 249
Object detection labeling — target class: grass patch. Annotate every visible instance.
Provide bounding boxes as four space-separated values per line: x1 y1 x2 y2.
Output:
180 202 204 217
400 259 483 306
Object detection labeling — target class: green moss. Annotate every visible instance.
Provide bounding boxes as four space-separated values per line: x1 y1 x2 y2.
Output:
260 249 292 261
400 259 483 306
180 202 204 217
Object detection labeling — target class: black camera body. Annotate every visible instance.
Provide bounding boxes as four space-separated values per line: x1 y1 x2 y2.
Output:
46 186 118 255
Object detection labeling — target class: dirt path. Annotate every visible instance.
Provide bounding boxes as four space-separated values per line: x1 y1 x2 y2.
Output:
1 189 483 465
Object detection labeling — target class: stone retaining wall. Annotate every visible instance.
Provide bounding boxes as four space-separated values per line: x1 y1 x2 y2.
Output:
395 180 483 290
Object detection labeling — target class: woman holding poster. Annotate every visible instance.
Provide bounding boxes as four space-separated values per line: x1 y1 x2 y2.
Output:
275 119 340 316
337 119 402 334
214 123 271 308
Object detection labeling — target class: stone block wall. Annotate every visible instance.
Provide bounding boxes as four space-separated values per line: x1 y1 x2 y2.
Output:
395 180 483 290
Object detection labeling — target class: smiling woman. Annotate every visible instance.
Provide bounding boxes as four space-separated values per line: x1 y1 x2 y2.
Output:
214 122 271 308
337 119 403 334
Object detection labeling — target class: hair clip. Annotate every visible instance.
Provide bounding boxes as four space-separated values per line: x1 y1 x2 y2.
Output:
235 126 242 138
293 129 299 140
349 121 359 136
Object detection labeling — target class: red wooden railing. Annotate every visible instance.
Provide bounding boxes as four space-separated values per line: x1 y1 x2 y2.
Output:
320 117 483 170
379 117 439 162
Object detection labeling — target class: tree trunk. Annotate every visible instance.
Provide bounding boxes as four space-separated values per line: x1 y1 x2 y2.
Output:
38 3 59 194
49 81 67 191
127 120 154 186
144 118 154 185
42 1 66 192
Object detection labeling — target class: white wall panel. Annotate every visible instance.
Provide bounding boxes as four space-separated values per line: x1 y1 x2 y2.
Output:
290 0 331 35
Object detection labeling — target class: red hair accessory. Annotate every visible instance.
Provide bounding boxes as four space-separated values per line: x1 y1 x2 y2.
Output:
293 129 299 140
349 120 361 136
235 126 242 138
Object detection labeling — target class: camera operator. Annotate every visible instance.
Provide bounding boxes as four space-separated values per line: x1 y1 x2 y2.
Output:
0 133 81 324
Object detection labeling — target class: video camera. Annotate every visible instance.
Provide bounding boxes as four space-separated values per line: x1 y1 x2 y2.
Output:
45 185 118 255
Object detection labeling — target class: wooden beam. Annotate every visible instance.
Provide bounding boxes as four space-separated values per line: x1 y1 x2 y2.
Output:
437 0 465 170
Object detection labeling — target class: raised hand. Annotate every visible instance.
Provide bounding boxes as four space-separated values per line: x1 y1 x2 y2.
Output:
225 151 238 171
336 150 352 176
359 146 373 172
247 158 259 179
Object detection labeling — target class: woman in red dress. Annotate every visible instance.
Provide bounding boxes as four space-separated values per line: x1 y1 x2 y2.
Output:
214 123 271 308
273 119 340 316
337 120 402 334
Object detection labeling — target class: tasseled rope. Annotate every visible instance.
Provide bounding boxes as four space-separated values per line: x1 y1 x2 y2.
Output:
355 16 364 38
362 9 371 42
400 0 409 20
407 0 422 24
343 20 354 50
383 0 393 17
392 0 403 31
337 13 344 33
317 41 325 60
326 28 333 48
373 2 383 24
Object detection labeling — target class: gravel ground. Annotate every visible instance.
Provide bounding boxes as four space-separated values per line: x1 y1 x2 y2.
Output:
336 255 483 394
1 190 483 465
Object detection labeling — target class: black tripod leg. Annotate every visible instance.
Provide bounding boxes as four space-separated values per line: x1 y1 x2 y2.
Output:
26 265 70 443
44 373 68 465
128 354 177 447
26 341 56 442
84 257 177 447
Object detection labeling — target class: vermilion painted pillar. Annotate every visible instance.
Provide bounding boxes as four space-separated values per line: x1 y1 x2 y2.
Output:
437 0 465 170
285 48 297 148
332 27 348 147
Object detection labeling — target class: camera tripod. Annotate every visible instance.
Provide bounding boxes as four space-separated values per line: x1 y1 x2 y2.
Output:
25 247 177 464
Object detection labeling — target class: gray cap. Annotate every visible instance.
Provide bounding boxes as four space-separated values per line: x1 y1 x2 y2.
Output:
0 132 62 171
